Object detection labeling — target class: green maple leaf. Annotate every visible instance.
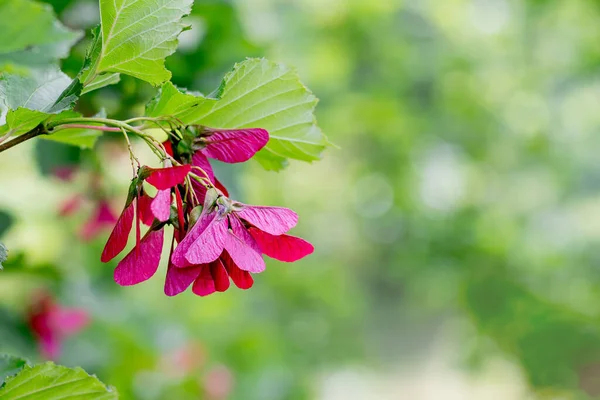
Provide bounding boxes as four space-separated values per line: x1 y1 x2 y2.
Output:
83 0 193 87
146 58 328 170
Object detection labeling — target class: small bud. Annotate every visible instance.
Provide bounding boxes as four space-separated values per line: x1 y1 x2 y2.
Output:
188 205 203 228
204 188 220 207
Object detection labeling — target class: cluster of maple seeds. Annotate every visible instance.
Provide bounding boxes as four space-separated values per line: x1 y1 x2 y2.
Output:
100 126 313 297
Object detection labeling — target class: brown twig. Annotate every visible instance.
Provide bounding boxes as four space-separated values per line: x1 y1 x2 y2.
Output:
0 125 46 153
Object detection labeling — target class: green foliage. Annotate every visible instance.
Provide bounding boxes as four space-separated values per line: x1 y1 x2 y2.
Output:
0 211 12 238
81 74 120 96
0 362 117 399
0 243 6 270
464 266 600 388
0 68 78 136
0 355 27 386
0 0 80 72
146 58 327 170
79 26 120 94
0 0 327 167
90 0 193 86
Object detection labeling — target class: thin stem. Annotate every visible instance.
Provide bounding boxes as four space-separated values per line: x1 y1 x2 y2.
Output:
134 197 141 256
147 120 181 141
46 116 168 160
0 126 46 153
185 175 200 207
0 115 186 158
137 119 179 142
141 130 169 154
190 165 213 183
169 116 185 127
121 127 140 176
83 72 98 87
128 116 185 140
126 115 183 129
52 124 122 132
188 173 212 189
46 117 125 129
139 135 165 159
125 116 174 125
47 118 149 138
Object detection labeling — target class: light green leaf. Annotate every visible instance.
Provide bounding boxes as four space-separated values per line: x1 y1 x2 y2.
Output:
0 0 81 72
92 0 193 85
0 243 7 270
0 68 79 136
145 58 328 170
0 109 48 137
80 26 120 94
144 81 199 117
0 354 27 385
82 73 120 95
0 362 117 399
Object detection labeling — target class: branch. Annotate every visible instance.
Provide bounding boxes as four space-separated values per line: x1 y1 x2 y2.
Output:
0 125 46 153
51 124 122 132
0 116 176 155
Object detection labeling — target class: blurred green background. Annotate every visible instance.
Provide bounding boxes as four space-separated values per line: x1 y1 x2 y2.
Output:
2 0 600 398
